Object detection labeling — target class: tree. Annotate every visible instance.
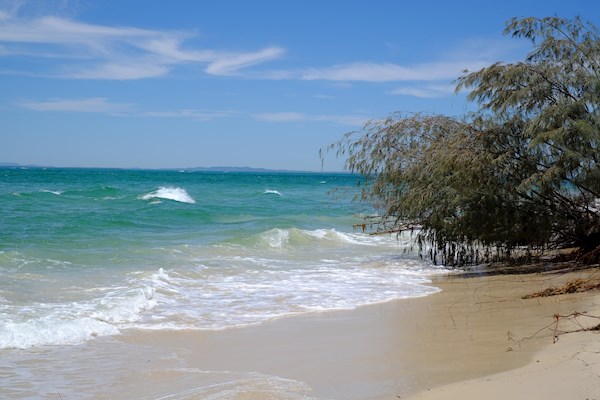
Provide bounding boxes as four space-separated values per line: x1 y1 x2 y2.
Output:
325 17 600 266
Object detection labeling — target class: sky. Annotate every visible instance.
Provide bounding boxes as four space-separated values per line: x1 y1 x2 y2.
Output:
1 0 599 171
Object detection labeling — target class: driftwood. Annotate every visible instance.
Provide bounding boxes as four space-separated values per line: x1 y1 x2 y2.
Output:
522 276 600 299
519 274 600 343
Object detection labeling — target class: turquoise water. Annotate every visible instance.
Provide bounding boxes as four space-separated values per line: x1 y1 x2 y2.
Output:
0 168 441 349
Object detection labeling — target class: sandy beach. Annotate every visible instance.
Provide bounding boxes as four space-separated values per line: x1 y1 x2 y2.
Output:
405 268 600 400
409 330 600 400
102 266 600 399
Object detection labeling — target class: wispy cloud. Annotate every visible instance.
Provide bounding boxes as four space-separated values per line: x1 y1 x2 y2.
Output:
0 12 284 80
19 97 133 112
21 99 359 126
68 63 171 80
18 97 237 121
290 38 517 97
0 3 516 99
253 112 366 126
301 61 489 82
389 83 456 98
205 47 285 76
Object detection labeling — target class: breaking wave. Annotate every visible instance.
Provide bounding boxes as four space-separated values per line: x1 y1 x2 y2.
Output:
140 187 196 204
0 283 157 349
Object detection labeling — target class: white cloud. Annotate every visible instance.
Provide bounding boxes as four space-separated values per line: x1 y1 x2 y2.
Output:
0 12 284 79
0 15 153 47
254 112 305 122
302 63 411 82
0 4 514 91
19 98 237 121
301 60 488 82
205 47 285 76
390 83 456 98
253 112 366 126
20 97 133 112
67 62 170 80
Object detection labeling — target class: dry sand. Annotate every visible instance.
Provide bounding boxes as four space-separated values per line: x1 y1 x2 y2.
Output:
405 269 600 400
115 267 600 399
408 330 600 400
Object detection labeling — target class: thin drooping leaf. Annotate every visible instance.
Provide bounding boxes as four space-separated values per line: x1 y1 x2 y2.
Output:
324 17 600 266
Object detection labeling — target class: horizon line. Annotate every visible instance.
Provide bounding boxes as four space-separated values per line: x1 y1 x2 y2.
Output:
0 162 351 174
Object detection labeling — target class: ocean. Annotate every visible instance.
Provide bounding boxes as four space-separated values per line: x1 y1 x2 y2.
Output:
0 168 443 399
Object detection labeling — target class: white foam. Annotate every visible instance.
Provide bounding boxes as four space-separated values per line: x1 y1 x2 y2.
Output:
151 370 316 400
260 228 290 248
304 229 368 245
121 235 444 333
140 187 196 204
0 316 119 349
263 189 282 196
41 189 62 195
90 286 157 324
0 230 443 348
0 284 158 349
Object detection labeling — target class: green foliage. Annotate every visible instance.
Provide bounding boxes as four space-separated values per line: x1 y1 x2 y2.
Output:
325 17 600 266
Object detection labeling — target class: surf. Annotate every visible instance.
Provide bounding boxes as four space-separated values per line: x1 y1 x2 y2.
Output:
263 189 282 196
140 187 196 204
0 169 446 349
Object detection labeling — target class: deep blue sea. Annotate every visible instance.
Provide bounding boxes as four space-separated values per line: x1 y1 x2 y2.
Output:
0 168 442 349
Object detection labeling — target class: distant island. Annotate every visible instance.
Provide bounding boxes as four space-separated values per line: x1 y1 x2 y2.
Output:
0 162 345 174
183 166 299 173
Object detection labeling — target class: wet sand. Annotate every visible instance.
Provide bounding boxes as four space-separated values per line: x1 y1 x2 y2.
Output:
111 267 600 399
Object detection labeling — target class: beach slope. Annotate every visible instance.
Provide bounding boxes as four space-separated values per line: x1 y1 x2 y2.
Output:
117 268 600 399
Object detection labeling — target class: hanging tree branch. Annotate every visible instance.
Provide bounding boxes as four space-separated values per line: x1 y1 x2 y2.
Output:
323 16 600 266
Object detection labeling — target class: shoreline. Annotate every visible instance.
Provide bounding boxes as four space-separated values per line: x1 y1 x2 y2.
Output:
5 267 595 399
109 267 600 399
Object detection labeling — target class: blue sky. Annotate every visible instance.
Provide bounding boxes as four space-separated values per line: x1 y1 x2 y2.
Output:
1 0 599 171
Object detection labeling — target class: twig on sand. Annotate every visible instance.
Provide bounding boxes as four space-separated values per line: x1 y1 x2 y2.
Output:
520 311 600 344
551 312 600 343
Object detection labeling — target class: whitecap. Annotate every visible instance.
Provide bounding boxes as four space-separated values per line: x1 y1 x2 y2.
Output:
140 187 196 204
263 189 282 196
41 189 62 195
